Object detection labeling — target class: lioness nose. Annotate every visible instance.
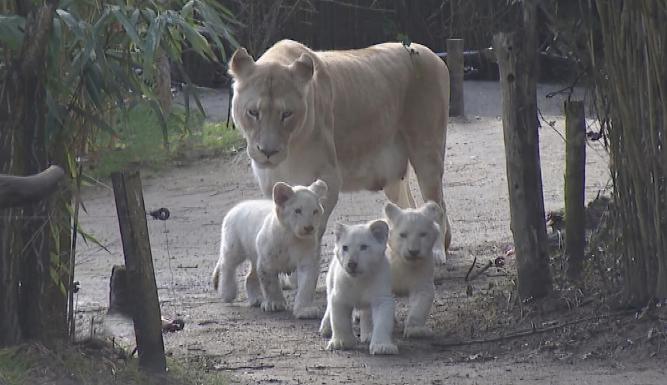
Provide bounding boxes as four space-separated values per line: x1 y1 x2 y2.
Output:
257 145 278 159
408 249 420 257
347 261 357 270
303 225 314 234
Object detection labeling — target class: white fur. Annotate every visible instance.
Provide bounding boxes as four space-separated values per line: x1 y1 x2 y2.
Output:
211 180 328 319
319 220 398 355
385 201 443 338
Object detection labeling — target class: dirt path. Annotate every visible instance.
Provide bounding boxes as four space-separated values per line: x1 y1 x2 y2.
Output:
75 82 665 384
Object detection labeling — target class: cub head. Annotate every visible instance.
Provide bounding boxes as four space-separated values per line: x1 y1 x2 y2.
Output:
273 179 327 239
384 201 443 262
333 220 389 277
228 47 315 168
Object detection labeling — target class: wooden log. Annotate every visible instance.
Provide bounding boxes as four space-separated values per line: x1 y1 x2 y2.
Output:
0 165 64 209
447 38 465 117
493 27 552 298
564 101 586 280
111 170 166 373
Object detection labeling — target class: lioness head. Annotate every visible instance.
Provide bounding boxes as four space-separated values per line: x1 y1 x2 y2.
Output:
228 47 315 168
273 179 327 239
333 220 389 277
385 201 443 262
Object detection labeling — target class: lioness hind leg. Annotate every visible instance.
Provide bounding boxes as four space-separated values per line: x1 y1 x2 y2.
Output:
384 177 416 209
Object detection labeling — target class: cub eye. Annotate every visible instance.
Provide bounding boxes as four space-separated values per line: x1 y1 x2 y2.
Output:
247 109 259 119
360 244 368 251
419 232 427 238
342 245 348 252
295 208 302 214
281 111 293 121
399 232 407 238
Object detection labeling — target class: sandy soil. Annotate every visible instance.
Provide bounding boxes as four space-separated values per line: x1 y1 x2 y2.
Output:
74 81 666 384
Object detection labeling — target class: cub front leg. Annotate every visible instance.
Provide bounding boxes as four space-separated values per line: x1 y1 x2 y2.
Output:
319 305 332 338
293 261 321 319
358 308 373 343
257 262 286 312
404 286 435 338
327 299 356 351
369 297 398 355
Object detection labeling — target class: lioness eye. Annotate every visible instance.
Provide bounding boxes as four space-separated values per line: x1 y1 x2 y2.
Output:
295 208 302 214
419 232 427 238
281 111 293 121
247 109 259 119
399 233 407 238
342 245 348 252
360 244 368 251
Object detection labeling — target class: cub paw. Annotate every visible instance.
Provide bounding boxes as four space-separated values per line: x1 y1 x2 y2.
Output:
403 325 433 338
326 336 355 351
359 332 371 344
246 296 262 307
369 342 398 355
293 306 321 319
319 322 332 338
261 299 286 312
433 245 447 265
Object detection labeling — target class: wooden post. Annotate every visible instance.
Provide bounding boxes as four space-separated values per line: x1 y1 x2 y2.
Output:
565 101 586 280
447 38 465 117
111 170 166 373
492 3 552 300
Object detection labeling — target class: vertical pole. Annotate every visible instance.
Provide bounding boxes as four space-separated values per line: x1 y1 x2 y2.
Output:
447 38 465 117
565 101 586 281
493 2 552 300
111 170 166 373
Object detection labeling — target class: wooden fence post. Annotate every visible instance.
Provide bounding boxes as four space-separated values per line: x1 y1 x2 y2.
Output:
565 101 586 280
111 170 166 373
447 38 465 117
493 27 552 299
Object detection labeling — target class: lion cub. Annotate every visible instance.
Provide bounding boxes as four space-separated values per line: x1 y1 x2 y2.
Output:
385 201 443 337
319 220 398 355
211 179 327 319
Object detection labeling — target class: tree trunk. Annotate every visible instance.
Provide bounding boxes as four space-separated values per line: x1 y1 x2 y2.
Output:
564 101 586 281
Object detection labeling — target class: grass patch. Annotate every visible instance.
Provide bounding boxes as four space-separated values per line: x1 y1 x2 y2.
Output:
0 341 229 385
87 103 243 179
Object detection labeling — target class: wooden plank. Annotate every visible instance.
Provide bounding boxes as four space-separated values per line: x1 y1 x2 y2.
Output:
564 101 586 280
0 165 64 209
446 38 465 117
493 26 552 298
111 170 166 373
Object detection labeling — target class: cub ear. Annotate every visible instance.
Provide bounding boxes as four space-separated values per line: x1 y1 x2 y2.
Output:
229 47 255 79
421 201 444 224
334 222 348 243
368 220 389 245
384 202 403 223
273 182 295 208
309 179 328 199
289 53 314 85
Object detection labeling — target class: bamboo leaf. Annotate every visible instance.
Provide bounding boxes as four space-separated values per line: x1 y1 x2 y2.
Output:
0 15 25 50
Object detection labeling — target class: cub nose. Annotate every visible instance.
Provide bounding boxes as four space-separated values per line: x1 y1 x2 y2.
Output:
303 225 314 234
257 145 279 159
408 249 420 257
347 261 358 271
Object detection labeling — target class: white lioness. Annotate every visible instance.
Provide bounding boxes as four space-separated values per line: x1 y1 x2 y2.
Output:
385 201 443 338
319 220 398 355
228 39 452 263
211 180 327 319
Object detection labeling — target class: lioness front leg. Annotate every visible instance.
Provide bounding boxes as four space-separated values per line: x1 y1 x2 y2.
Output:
293 261 321 319
257 264 286 312
327 300 356 351
319 305 332 337
404 287 435 338
369 297 398 355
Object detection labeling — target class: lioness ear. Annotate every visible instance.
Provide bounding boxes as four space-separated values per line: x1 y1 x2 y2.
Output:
229 47 255 79
273 182 294 208
334 222 348 243
309 179 328 199
384 202 402 223
289 53 314 85
421 201 444 224
368 220 389 245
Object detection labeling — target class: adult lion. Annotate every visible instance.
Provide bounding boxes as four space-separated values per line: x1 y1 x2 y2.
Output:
228 39 451 260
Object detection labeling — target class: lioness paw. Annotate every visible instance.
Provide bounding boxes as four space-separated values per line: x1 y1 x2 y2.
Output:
369 342 398 355
246 296 262 307
261 299 286 312
326 337 355 351
433 245 447 265
403 325 433 338
319 322 332 338
293 306 321 319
